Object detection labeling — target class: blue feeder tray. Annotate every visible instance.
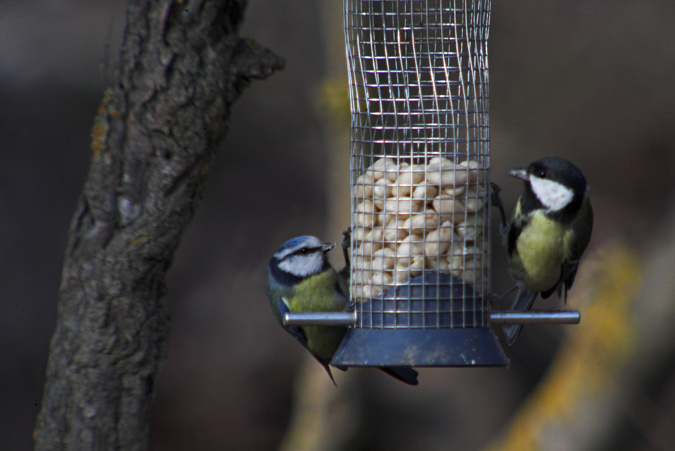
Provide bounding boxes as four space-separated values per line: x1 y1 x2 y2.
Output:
331 273 508 367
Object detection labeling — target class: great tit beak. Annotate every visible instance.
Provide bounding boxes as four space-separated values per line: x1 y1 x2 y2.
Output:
321 242 336 253
509 168 528 181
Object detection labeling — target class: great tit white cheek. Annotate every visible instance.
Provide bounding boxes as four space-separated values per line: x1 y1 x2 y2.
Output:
529 175 574 211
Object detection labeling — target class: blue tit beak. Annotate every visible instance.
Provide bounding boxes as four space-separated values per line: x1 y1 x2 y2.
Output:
509 168 528 181
322 242 336 253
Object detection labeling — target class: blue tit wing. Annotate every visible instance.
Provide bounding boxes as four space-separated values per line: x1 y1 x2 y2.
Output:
277 297 309 348
268 271 342 385
502 288 538 346
278 296 341 385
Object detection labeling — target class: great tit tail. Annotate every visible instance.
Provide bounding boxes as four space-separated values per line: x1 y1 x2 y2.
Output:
379 366 419 385
502 288 538 346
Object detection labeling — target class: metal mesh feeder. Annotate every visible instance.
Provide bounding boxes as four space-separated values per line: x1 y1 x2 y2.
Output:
329 0 506 367
283 0 581 369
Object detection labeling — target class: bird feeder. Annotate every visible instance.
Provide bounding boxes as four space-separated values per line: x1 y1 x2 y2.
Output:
284 0 580 368
330 0 506 367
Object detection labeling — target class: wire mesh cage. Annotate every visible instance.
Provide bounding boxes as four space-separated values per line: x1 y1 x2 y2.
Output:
280 0 582 368
329 0 509 367
281 0 583 368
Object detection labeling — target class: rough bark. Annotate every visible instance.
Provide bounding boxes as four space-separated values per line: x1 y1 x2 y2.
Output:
34 1 284 449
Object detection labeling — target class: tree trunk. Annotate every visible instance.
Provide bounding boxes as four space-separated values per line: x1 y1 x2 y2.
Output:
34 1 284 448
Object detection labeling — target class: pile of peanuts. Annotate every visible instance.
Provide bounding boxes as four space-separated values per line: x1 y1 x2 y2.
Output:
351 156 489 300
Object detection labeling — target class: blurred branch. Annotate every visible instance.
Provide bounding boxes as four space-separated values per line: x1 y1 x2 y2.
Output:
34 0 284 449
486 199 675 451
279 362 360 451
278 2 357 450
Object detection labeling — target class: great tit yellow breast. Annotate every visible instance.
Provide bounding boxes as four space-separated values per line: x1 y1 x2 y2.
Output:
509 210 569 292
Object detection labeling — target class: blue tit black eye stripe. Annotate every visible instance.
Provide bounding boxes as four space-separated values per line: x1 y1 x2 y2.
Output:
291 246 322 257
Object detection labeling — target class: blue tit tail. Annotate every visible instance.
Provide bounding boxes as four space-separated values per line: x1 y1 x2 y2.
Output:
379 366 419 385
322 362 337 386
312 355 346 387
502 288 538 346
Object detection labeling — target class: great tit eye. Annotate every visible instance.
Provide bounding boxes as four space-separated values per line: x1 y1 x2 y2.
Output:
537 169 546 178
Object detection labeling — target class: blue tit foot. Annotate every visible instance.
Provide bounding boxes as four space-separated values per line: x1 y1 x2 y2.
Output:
341 227 351 266
339 227 352 281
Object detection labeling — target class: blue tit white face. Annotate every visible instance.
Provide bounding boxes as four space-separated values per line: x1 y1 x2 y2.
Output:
274 236 334 278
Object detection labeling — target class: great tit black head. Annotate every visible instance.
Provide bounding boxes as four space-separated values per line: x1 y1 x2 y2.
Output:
509 156 589 223
503 157 593 345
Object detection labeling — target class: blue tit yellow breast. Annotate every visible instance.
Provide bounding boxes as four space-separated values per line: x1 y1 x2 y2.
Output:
286 269 348 360
287 269 348 312
509 210 572 293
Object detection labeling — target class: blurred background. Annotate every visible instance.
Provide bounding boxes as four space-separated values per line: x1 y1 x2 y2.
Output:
1 0 674 449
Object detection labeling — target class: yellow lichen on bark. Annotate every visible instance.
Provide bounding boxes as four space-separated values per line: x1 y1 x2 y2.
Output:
487 242 643 451
90 89 119 158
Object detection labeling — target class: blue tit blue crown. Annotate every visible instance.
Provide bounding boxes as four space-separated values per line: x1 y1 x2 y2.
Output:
268 235 334 287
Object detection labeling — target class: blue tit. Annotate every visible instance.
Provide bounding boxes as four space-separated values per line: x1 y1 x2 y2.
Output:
503 157 593 346
268 235 418 385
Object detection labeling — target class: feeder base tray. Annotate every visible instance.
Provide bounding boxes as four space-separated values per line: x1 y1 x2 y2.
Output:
331 327 508 367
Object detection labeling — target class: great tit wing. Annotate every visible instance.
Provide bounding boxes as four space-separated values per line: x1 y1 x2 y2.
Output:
556 201 592 300
570 199 594 258
506 214 528 257
560 260 580 301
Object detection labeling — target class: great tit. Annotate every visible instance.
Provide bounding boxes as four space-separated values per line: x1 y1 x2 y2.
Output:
267 235 418 385
502 157 593 346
